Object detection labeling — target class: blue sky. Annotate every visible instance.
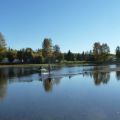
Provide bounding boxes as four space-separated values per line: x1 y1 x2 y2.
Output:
0 0 120 53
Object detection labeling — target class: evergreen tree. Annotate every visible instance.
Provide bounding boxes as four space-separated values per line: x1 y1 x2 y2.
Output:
76 53 81 61
65 50 74 61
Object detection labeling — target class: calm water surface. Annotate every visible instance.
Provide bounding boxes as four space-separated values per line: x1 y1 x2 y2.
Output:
0 65 120 120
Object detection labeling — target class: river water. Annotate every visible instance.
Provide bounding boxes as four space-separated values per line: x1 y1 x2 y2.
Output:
0 65 120 120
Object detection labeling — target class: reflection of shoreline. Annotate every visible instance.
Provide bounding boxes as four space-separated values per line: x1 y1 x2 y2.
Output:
0 65 120 99
82 65 120 85
0 67 35 101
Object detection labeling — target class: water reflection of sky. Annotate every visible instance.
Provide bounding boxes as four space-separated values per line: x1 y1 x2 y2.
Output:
0 65 120 120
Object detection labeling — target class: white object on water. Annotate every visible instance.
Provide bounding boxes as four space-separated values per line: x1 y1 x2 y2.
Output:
40 68 48 72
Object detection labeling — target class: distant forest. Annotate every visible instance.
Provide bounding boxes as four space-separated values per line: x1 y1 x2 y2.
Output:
0 32 120 64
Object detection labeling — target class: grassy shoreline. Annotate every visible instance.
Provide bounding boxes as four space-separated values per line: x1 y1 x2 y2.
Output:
0 64 52 68
0 63 120 74
0 60 118 68
0 62 93 68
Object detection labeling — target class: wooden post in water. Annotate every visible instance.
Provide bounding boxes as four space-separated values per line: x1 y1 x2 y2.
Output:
48 64 51 75
48 58 51 76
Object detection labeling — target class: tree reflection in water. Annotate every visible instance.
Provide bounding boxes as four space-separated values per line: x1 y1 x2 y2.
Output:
0 79 7 101
0 69 8 101
43 77 53 92
93 71 110 85
116 65 120 80
42 76 62 92
92 66 110 85
116 71 120 80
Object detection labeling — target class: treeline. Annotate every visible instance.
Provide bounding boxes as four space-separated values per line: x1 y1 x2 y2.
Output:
0 32 120 64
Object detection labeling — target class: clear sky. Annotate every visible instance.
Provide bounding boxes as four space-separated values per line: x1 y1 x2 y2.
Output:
0 0 120 53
